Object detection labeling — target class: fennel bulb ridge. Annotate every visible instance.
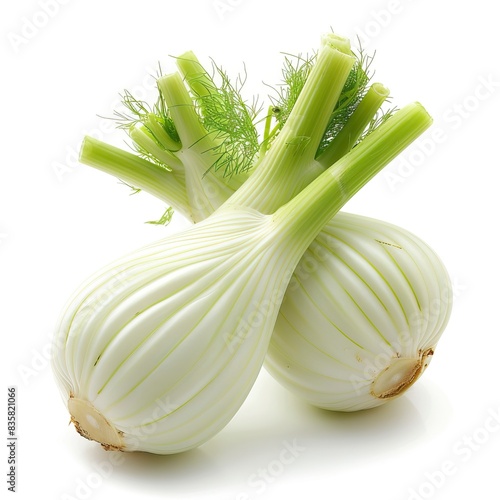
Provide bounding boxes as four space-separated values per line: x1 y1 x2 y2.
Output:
266 213 453 411
52 208 297 454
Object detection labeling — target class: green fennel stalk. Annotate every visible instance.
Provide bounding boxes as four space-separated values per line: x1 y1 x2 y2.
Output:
80 34 399 221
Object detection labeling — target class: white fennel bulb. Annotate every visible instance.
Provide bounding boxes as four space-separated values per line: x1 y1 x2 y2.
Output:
52 207 307 453
64 32 440 451
265 213 452 411
54 34 376 454
51 98 431 453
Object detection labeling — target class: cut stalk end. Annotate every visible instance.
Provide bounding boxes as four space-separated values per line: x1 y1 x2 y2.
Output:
68 396 125 451
371 348 434 399
320 32 352 54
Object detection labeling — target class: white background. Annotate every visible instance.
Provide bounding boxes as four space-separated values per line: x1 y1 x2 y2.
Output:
2 1 500 499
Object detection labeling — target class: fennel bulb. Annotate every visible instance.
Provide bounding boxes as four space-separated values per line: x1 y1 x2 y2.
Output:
52 99 431 453
52 206 315 453
266 213 452 411
52 34 436 455
79 35 451 412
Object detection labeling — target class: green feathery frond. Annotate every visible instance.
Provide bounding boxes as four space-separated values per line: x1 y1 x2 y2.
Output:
113 65 181 164
146 206 175 226
356 104 397 145
267 42 392 158
186 59 262 177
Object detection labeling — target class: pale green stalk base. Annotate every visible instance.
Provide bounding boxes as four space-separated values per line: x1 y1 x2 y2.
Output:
157 73 211 150
316 82 391 168
79 137 190 215
273 102 432 247
79 35 396 222
225 40 356 212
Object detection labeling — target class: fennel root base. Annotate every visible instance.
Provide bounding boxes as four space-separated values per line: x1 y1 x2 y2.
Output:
371 347 434 399
68 396 125 451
